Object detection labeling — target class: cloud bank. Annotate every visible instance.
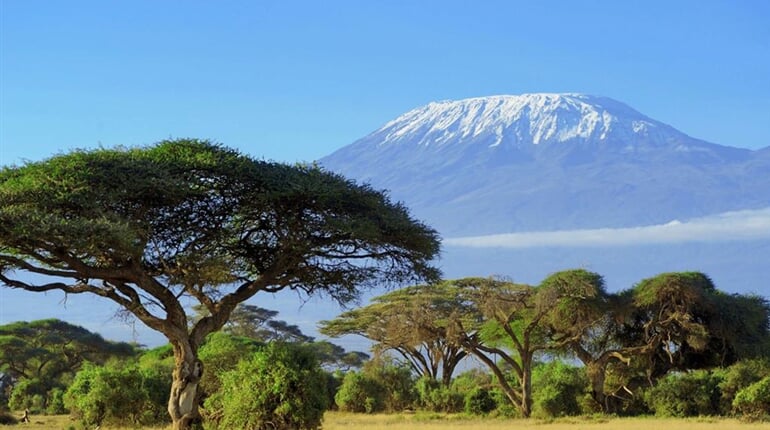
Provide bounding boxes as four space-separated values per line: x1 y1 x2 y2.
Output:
445 208 770 249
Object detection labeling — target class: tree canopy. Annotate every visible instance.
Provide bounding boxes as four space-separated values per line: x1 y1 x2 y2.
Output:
0 319 135 382
324 270 770 417
0 139 441 429
320 282 467 386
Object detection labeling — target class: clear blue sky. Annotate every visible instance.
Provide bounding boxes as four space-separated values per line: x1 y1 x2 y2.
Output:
1 0 769 167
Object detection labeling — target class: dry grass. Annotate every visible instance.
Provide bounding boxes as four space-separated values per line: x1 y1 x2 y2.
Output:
322 412 770 430
0 412 767 430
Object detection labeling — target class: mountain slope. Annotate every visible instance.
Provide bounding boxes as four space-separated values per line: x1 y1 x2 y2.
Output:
321 93 768 236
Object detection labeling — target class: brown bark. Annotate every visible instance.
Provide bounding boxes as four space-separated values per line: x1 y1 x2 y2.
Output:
519 353 533 418
167 340 204 430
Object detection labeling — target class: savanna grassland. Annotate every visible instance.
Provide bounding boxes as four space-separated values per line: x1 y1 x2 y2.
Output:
2 412 768 430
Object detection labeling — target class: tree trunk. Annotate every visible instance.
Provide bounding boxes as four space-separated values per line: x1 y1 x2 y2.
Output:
586 362 608 412
168 340 203 430
520 354 532 418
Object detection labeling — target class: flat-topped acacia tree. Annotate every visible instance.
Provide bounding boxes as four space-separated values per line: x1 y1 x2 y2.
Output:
0 139 441 430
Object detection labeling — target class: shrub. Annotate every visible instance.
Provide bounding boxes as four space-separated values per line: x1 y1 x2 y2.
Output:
464 387 496 415
362 359 416 412
45 387 67 415
733 375 770 421
204 342 328 430
644 370 722 417
64 360 170 427
531 361 588 418
415 377 463 413
334 371 385 413
717 359 770 415
198 332 261 399
8 378 48 413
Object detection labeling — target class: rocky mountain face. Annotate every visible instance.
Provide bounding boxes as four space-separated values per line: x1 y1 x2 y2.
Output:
321 93 769 237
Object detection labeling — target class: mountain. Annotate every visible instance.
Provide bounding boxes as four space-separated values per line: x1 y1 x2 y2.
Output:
321 93 769 237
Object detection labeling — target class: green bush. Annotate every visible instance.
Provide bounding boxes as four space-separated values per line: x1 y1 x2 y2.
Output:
64 360 170 427
415 377 463 413
717 359 770 415
198 332 262 399
733 376 770 421
464 387 496 415
45 387 67 415
203 342 328 430
362 360 416 412
531 361 588 418
644 370 722 417
8 378 48 413
334 371 385 413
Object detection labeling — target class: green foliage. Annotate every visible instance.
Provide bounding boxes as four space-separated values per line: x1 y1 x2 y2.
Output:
362 359 417 412
464 387 496 415
0 319 135 417
1 140 440 429
716 359 770 415
45 387 67 415
320 282 467 384
733 376 770 421
64 361 170 427
197 332 262 398
8 378 48 413
334 372 387 413
334 357 418 414
531 361 588 418
0 319 135 412
644 370 722 417
204 342 328 430
415 377 463 413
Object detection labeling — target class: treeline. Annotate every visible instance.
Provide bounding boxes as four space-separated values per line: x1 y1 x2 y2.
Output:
321 270 770 420
2 270 769 428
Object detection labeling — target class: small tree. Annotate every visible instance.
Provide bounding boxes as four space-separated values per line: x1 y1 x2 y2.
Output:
531 361 588 418
0 140 440 430
320 283 467 386
204 342 328 430
64 360 170 427
334 372 386 413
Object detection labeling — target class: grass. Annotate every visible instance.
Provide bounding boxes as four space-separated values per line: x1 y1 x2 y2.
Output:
0 412 767 430
323 412 769 430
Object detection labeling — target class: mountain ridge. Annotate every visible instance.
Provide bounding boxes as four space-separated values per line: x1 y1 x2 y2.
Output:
321 93 769 237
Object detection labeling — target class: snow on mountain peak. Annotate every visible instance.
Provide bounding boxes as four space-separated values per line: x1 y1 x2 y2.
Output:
374 93 669 147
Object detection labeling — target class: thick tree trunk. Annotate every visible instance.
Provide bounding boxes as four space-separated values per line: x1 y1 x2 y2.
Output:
168 341 203 430
586 362 608 412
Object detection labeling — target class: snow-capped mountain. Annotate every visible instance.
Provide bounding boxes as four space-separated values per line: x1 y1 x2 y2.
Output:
321 93 768 237
374 93 683 148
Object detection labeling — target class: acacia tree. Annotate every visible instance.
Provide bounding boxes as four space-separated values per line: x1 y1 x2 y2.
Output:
620 273 770 386
0 319 134 383
441 273 608 418
192 303 313 343
0 139 440 430
320 282 468 386
0 319 135 411
551 271 770 412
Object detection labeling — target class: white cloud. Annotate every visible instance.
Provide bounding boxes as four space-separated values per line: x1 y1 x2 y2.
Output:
445 207 770 248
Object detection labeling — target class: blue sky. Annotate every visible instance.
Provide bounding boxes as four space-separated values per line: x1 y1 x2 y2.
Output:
1 0 769 168
1 1 769 345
